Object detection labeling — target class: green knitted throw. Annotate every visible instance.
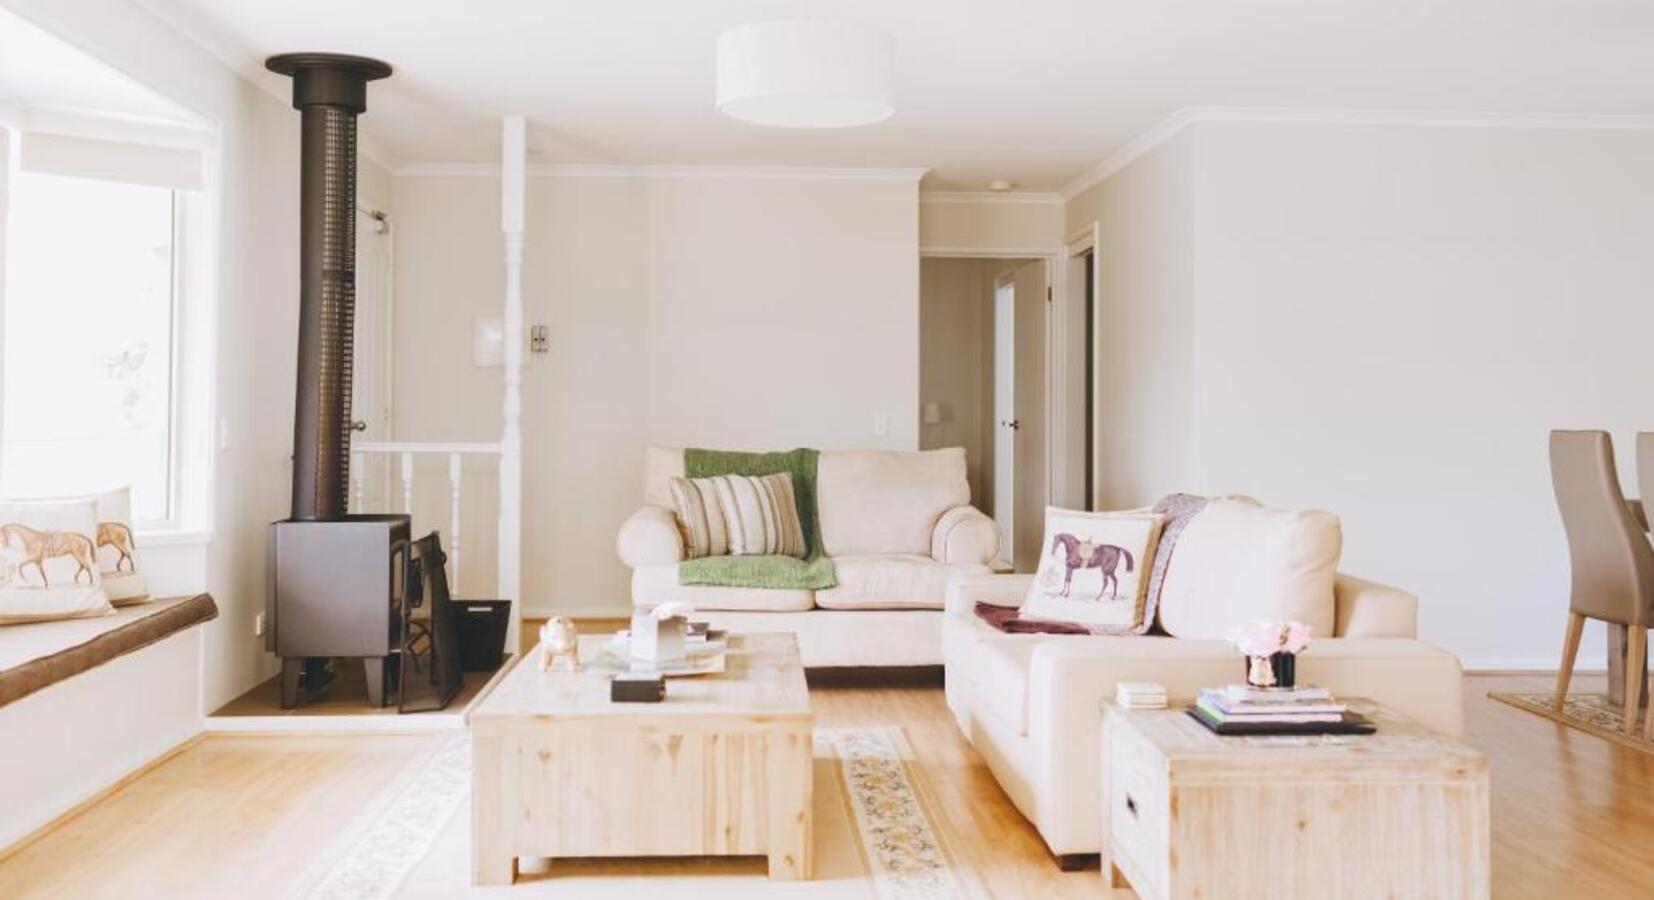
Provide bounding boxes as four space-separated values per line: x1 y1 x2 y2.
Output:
676 447 837 590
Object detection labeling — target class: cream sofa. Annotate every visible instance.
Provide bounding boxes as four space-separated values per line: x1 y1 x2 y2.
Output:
942 513 1464 865
616 446 999 666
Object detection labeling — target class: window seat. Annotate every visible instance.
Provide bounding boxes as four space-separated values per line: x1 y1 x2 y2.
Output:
0 593 217 709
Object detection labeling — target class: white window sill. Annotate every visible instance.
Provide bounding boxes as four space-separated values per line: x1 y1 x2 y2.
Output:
135 529 212 548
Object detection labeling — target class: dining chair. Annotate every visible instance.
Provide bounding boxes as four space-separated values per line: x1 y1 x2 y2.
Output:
1549 430 1652 735
1635 433 1654 740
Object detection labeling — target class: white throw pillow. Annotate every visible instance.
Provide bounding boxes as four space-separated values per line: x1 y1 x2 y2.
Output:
0 497 115 624
1154 498 1341 639
93 487 148 605
1020 507 1165 633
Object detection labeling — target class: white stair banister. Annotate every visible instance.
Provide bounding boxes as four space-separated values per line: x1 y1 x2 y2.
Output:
498 114 526 651
400 452 414 515
350 450 365 513
448 451 463 594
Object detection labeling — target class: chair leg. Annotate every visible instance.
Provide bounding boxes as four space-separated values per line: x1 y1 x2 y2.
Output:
1625 626 1646 735
1554 612 1586 711
1645 658 1654 742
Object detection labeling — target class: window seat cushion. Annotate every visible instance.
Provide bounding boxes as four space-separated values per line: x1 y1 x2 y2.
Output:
0 593 216 708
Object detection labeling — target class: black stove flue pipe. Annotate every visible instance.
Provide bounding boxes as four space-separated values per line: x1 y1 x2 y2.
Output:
266 53 392 521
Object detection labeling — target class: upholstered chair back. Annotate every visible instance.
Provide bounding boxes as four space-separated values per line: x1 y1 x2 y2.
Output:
1550 430 1654 627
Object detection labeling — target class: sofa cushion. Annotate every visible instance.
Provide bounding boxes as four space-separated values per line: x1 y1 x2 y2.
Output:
668 473 807 559
971 637 1042 736
1156 498 1341 640
631 564 813 612
817 448 969 557
815 554 988 610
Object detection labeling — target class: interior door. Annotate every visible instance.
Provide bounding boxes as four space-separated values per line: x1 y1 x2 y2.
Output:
993 279 1016 566
352 210 392 511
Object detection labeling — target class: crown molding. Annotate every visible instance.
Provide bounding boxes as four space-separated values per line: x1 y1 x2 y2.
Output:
1059 105 1654 200
395 161 930 181
918 190 1063 206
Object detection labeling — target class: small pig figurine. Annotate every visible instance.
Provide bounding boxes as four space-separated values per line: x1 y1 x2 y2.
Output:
539 616 581 672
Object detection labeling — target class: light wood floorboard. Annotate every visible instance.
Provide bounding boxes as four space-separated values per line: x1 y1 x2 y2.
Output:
2 660 1651 897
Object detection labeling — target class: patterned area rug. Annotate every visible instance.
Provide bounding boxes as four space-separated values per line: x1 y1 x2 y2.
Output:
285 727 986 900
1488 692 1654 754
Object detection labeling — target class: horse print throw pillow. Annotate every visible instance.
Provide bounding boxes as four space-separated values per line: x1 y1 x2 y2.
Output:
1019 507 1165 634
92 487 148 605
0 497 115 624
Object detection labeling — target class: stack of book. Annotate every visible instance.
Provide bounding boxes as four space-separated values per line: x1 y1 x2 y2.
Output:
1116 681 1168 710
1189 685 1374 735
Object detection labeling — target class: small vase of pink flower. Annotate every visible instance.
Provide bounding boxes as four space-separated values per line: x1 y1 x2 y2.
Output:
1227 621 1312 690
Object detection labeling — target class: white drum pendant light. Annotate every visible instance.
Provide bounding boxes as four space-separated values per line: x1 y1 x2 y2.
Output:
716 21 893 128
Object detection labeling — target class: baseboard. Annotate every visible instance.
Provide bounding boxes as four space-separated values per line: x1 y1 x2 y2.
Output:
522 604 630 619
1462 656 1607 674
0 732 203 864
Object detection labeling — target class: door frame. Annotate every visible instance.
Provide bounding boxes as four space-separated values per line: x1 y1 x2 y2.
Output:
918 243 1068 514
1065 222 1101 510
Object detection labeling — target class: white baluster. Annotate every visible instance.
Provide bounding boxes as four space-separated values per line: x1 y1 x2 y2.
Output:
448 452 463 595
350 451 365 513
400 451 414 516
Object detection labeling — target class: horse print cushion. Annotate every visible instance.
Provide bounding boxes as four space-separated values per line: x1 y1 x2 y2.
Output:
93 487 147 605
0 497 115 625
1019 507 1166 634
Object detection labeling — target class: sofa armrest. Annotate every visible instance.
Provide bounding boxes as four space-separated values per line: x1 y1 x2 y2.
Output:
1334 572 1418 638
616 505 683 568
931 505 1000 565
944 573 1031 617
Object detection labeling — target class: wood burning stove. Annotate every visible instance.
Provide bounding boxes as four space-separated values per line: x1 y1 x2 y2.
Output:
262 53 407 709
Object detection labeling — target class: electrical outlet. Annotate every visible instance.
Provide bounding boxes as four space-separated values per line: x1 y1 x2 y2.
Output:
253 612 266 637
873 413 891 438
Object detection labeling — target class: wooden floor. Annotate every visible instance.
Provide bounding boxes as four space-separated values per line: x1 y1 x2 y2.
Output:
3 658 1652 897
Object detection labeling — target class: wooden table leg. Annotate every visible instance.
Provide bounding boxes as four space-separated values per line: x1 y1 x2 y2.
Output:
765 726 813 880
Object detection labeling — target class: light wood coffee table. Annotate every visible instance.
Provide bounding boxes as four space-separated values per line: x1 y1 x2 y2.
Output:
1101 699 1489 900
466 632 813 885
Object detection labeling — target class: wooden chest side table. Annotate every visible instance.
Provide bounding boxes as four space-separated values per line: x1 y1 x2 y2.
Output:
466 632 814 885
1100 700 1489 900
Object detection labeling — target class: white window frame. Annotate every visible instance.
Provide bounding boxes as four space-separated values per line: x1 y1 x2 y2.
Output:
0 126 216 545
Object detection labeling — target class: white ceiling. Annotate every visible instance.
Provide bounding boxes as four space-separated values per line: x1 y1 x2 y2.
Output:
0 5 199 128
135 0 1654 190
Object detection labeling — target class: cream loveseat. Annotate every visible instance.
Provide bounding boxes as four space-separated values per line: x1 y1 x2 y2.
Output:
616 446 998 666
941 500 1465 866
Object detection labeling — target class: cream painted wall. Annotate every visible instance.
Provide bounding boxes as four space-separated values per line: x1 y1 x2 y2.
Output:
919 197 1064 250
392 173 920 614
0 0 308 709
1066 118 1650 667
1065 129 1196 510
1187 120 1654 669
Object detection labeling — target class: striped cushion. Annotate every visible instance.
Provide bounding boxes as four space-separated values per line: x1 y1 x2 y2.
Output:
668 473 807 559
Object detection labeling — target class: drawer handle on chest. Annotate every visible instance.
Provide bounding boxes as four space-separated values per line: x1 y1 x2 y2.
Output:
1124 794 1139 819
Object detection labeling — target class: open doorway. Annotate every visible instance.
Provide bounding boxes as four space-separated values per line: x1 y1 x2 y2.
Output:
919 255 1050 572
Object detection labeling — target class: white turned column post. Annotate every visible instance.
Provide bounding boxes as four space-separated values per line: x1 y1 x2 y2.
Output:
448 451 463 595
351 450 365 513
400 451 414 515
498 115 526 650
